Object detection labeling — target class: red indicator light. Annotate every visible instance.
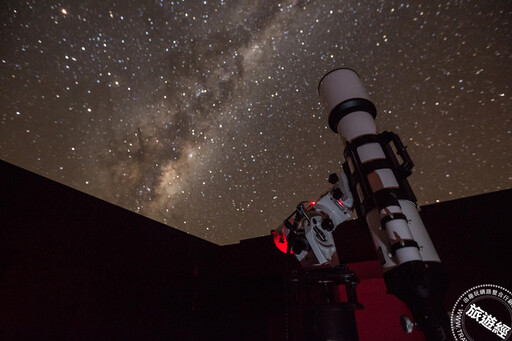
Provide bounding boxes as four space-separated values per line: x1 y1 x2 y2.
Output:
309 201 316 206
337 200 344 206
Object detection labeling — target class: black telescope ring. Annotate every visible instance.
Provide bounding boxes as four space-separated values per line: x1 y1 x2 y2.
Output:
360 159 394 176
374 188 400 210
390 239 419 256
380 213 408 229
346 134 379 151
328 98 377 133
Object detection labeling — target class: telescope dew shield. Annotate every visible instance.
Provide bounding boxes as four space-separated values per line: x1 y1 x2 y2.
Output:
318 68 377 134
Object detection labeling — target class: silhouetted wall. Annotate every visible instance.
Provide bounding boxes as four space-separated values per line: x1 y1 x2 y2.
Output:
0 160 219 339
1 159 511 340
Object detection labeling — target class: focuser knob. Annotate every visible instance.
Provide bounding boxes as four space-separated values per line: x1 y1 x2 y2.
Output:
328 173 339 184
321 218 335 232
332 188 343 200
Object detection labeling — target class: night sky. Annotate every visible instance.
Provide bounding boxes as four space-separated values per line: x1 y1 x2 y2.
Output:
1 1 510 245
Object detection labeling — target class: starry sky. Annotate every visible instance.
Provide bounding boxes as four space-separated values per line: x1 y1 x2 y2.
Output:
1 0 510 245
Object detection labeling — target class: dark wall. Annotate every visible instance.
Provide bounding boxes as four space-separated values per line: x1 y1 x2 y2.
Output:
0 160 219 339
1 159 511 340
419 190 512 303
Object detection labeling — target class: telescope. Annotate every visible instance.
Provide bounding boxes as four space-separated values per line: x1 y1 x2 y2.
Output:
273 68 450 340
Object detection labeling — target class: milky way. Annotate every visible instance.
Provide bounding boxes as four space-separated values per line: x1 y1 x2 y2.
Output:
1 0 511 244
